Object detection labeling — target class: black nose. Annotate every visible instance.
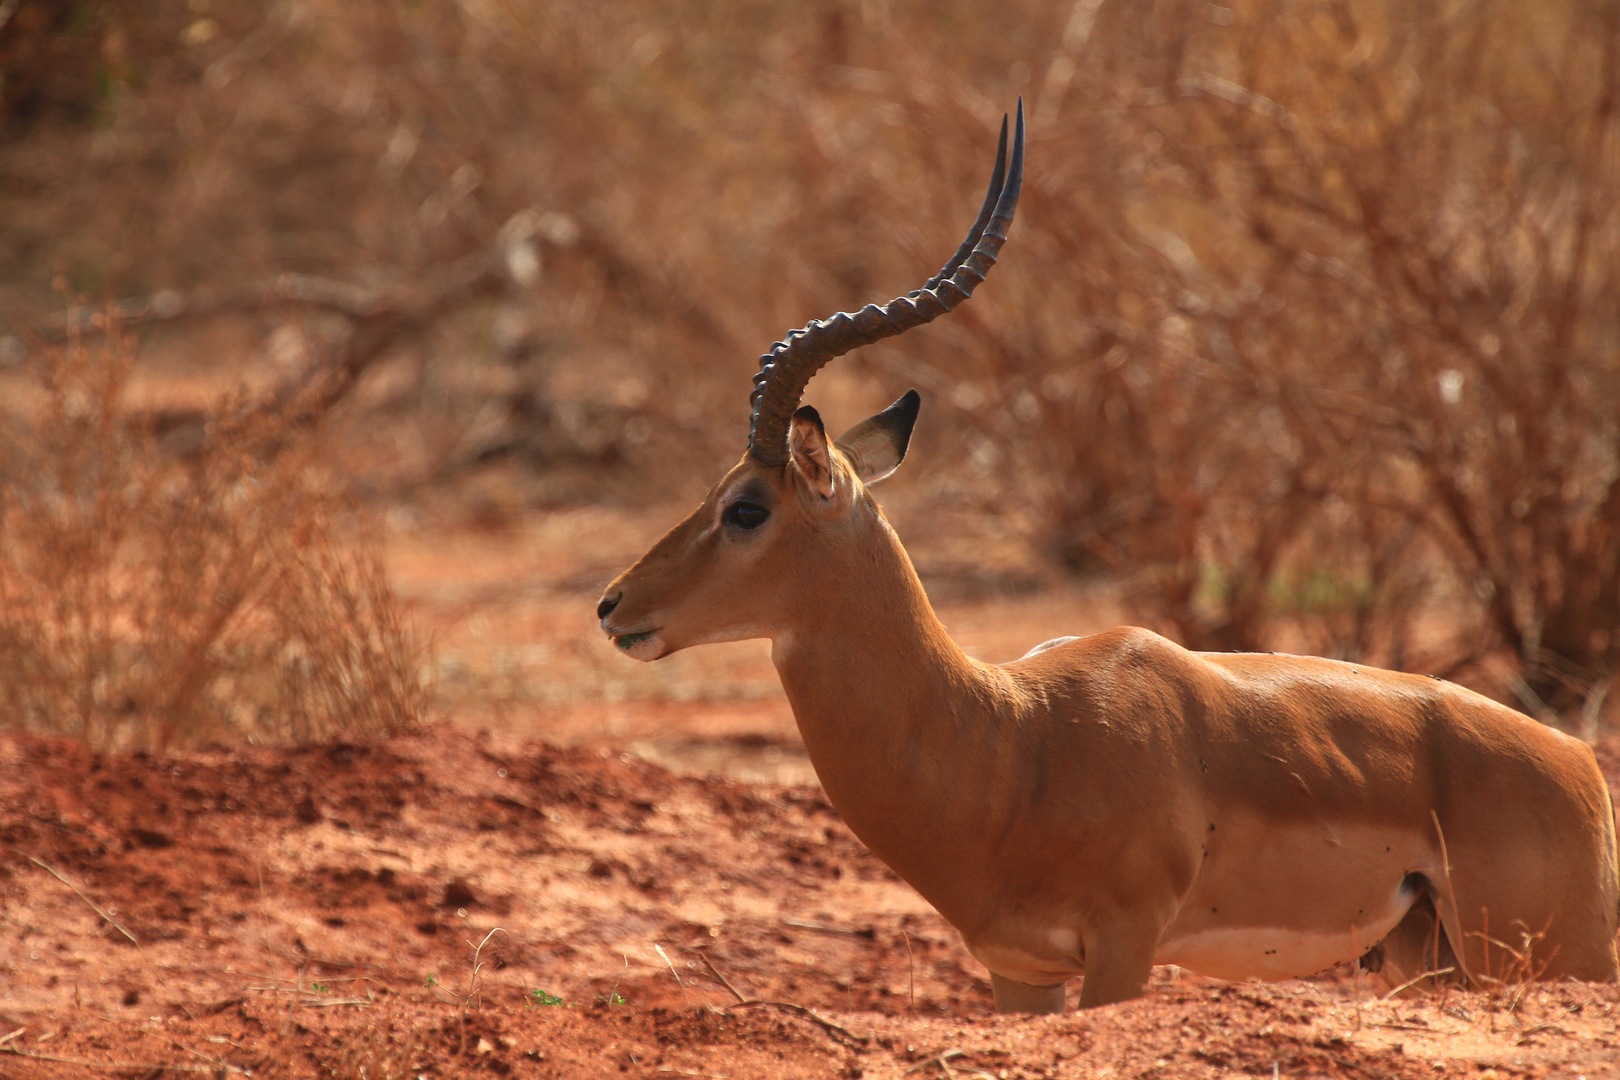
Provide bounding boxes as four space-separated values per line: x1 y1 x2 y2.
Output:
596 592 621 621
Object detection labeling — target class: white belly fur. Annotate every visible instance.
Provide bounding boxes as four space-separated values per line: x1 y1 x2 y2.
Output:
1156 819 1433 980
967 820 1434 986
1155 913 1412 982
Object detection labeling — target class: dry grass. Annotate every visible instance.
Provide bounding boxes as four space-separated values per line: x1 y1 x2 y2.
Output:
0 330 427 750
324 1012 426 1080
1 0 1616 724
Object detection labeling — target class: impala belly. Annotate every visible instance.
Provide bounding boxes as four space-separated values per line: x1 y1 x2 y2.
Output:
1154 909 1414 981
1156 818 1433 981
968 819 1435 987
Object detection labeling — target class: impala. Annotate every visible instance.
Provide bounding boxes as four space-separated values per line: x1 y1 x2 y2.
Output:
596 104 1620 1011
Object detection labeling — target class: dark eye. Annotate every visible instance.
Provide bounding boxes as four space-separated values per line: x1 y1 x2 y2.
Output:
724 501 770 530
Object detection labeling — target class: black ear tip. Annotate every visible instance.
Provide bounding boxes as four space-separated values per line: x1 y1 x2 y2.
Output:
792 404 826 433
890 389 921 419
875 389 922 459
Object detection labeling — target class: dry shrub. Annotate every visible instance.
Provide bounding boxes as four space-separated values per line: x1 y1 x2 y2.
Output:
0 331 427 750
3 1 1617 720
774 6 1451 668
1102 0 1620 711
854 0 1619 717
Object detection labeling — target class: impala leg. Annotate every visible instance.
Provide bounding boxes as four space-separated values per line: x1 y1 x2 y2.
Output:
1076 924 1158 1008
1376 891 1463 996
990 973 1067 1014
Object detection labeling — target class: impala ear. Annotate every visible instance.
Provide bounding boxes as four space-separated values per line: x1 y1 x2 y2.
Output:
834 389 920 485
789 406 836 499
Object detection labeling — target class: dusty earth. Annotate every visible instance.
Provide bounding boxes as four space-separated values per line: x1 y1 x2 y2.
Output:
3 517 1620 1078
2 723 1618 1079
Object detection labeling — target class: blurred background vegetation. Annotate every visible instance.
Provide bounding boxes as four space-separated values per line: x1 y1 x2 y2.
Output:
1 0 1617 742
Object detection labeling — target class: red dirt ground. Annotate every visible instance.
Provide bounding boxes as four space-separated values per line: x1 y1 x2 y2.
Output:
3 724 1618 1079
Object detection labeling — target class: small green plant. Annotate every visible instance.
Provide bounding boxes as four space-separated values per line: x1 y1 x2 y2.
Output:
596 954 628 1005
529 989 566 1007
424 973 439 989
312 982 330 994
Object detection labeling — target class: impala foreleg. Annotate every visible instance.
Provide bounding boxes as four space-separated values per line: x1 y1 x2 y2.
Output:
990 973 1067 1014
1077 919 1161 1008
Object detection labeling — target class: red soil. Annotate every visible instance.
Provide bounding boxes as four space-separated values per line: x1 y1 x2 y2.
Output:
2 725 1618 1078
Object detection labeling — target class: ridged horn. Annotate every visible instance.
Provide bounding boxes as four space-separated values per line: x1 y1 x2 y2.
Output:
747 99 1026 467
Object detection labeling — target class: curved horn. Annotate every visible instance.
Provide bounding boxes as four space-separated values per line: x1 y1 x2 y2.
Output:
747 99 1026 467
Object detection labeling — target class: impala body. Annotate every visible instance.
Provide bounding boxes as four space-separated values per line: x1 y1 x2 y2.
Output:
597 106 1620 1010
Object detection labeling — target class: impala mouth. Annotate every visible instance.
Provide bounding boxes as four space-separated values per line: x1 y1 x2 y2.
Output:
605 626 665 661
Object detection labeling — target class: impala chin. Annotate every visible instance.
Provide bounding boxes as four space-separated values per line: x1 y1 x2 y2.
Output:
607 629 666 661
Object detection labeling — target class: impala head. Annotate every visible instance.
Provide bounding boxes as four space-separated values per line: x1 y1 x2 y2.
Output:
597 102 1025 660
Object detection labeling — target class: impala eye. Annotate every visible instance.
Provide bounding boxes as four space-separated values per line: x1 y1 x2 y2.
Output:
724 501 770 530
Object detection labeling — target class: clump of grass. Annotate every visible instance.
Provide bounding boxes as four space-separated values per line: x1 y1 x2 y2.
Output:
324 1013 425 1080
0 331 427 750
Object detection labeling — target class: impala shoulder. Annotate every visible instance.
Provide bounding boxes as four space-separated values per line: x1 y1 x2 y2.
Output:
1007 626 1209 698
1088 624 1199 668
1007 625 1187 669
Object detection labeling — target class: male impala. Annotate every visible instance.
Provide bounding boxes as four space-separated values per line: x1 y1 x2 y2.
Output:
597 104 1620 1011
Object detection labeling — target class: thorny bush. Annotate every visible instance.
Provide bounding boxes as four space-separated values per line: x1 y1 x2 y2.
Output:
0 331 427 750
3 0 1617 727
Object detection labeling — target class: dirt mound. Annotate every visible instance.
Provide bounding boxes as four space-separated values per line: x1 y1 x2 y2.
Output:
2 726 1617 1078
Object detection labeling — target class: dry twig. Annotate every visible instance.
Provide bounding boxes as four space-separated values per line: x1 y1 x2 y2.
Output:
723 1001 869 1047
695 953 867 1046
697 953 748 1005
781 918 875 939
0 1045 249 1075
1381 967 1457 1001
905 1048 965 1075
902 929 916 1015
655 943 692 1006
25 856 138 946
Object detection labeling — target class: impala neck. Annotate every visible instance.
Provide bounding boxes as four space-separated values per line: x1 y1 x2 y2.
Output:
769 496 1020 910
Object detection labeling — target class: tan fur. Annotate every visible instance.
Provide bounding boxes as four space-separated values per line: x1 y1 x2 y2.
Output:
600 433 1620 1011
